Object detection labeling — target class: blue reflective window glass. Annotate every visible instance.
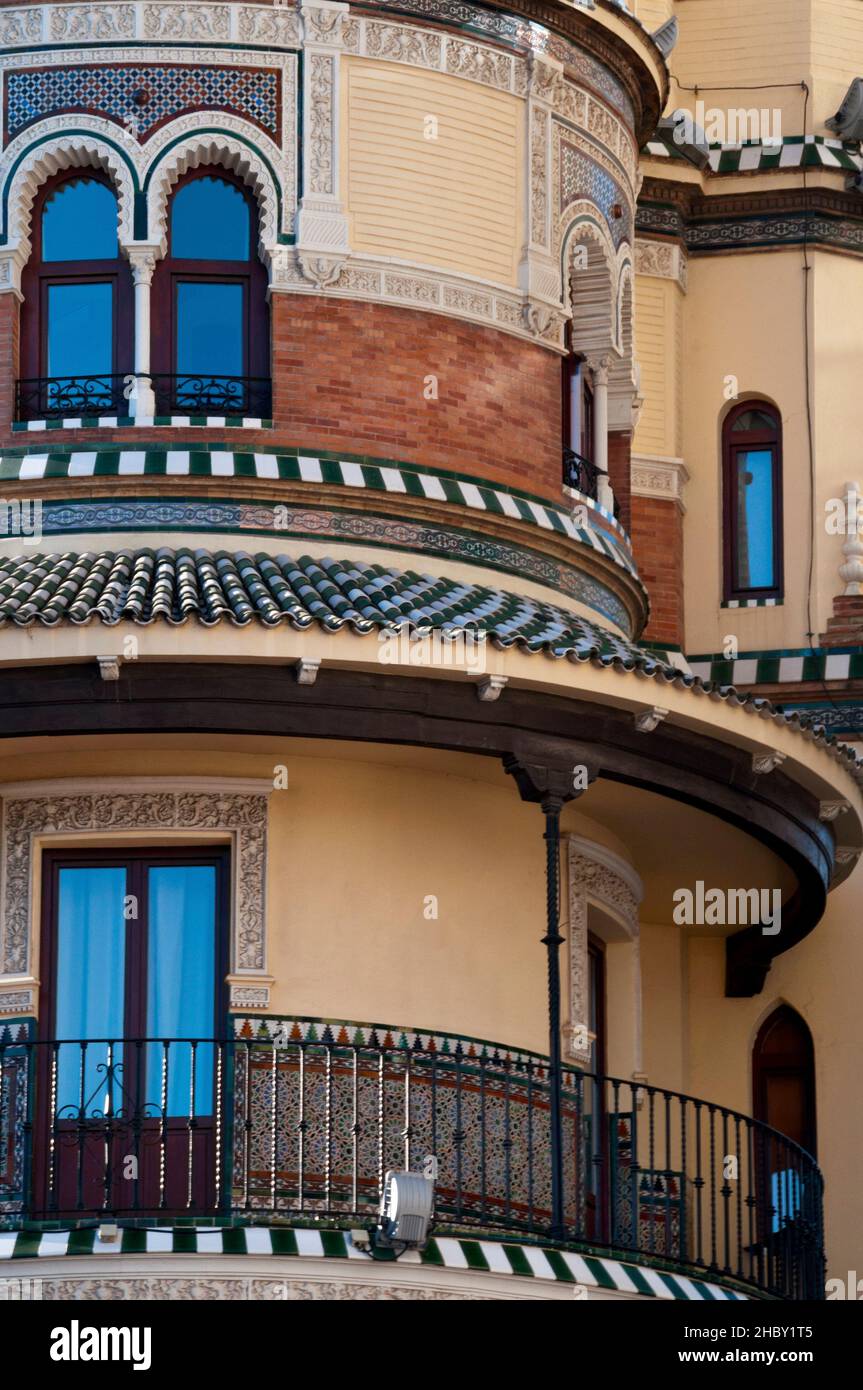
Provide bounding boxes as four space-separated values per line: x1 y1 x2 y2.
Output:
42 179 118 261
55 867 126 1116
176 282 243 376
734 447 775 590
171 177 250 260
47 283 113 380
146 865 216 1114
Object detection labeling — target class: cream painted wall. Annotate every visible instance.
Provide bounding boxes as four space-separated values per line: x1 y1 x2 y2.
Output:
671 0 863 129
632 0 674 29
640 923 687 1092
679 250 815 654
1 736 858 1273
343 58 523 287
671 0 810 129
683 870 863 1281
676 247 863 656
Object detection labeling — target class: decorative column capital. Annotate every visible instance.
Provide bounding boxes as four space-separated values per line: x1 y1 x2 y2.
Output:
126 246 159 286
0 248 26 299
586 354 613 386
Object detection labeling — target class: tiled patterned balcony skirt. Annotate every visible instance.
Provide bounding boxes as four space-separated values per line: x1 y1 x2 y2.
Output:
0 1226 749 1300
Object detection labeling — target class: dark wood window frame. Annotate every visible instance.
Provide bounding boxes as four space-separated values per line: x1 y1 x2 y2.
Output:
722 400 784 604
752 1004 816 1157
34 844 231 1217
20 169 133 385
561 346 594 465
151 166 269 383
38 844 231 1044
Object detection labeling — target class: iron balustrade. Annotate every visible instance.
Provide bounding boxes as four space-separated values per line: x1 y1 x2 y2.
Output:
15 374 132 421
150 375 272 417
0 1035 825 1299
563 448 604 499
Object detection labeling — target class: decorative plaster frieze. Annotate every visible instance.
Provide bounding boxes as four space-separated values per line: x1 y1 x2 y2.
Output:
228 979 273 1009
238 4 301 46
143 4 231 42
564 836 642 1069
363 19 442 67
0 778 271 979
0 10 633 346
635 237 687 292
631 455 690 512
269 244 566 347
296 5 350 261
51 4 136 42
0 984 36 1014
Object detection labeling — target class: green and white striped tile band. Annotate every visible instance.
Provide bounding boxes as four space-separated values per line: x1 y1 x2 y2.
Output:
11 415 273 433
688 648 863 686
0 1227 749 1299
0 448 637 576
644 134 862 175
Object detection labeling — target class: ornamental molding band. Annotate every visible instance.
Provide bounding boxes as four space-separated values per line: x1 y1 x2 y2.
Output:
0 8 639 343
564 836 642 1069
0 4 638 132
631 455 690 512
0 778 271 979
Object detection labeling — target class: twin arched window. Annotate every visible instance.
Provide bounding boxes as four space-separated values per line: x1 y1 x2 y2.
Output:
19 168 269 420
722 401 783 603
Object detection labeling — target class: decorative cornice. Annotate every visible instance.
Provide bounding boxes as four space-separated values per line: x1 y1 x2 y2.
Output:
631 454 689 511
634 236 686 290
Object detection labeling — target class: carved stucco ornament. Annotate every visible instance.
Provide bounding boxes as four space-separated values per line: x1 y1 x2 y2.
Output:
0 782 271 982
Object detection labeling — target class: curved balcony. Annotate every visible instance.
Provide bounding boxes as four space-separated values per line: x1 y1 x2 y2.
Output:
0 1024 824 1300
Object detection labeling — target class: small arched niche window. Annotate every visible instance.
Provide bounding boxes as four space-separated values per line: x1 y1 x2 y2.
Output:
20 173 132 419
152 170 269 417
722 402 784 602
753 1005 816 1237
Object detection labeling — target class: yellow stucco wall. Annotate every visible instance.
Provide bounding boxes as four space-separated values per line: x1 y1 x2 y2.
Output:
343 58 523 287
670 0 863 127
680 874 863 1281
1 735 860 1274
679 250 811 653
673 247 862 656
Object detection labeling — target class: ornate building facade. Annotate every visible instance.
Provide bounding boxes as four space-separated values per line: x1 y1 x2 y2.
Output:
0 0 859 1302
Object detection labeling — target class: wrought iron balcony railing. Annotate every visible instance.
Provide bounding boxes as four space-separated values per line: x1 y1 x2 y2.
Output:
14 375 273 421
563 448 604 499
0 1033 825 1300
15 374 132 421
150 374 272 418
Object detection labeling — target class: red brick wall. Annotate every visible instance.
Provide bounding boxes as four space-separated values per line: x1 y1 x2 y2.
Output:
630 494 684 647
0 293 567 504
0 293 19 434
607 429 631 535
271 296 564 498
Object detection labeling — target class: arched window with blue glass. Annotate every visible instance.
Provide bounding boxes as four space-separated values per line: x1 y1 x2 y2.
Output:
20 172 132 419
152 170 270 418
752 1005 817 1257
722 401 784 603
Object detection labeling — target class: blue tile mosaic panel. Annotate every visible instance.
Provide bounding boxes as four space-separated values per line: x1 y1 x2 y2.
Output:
6 65 281 143
560 140 631 248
